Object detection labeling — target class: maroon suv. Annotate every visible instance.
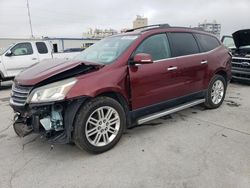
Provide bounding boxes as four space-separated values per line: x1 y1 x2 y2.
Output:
10 24 231 153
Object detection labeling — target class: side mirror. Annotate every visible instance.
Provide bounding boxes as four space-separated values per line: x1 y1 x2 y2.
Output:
5 50 12 57
132 53 153 65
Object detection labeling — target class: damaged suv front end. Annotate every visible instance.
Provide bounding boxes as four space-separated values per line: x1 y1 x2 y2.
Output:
9 34 136 147
9 58 103 144
10 78 84 143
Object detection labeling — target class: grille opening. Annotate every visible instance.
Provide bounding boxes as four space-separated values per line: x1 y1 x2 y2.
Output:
10 84 32 106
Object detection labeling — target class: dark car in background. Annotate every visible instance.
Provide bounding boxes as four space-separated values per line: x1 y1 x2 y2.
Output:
10 24 231 153
222 29 250 83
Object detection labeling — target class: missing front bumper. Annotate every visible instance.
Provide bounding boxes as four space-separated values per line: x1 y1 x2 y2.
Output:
11 97 87 144
13 121 33 137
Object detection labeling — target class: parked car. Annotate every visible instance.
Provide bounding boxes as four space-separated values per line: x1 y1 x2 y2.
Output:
0 41 81 86
10 24 231 153
222 29 250 83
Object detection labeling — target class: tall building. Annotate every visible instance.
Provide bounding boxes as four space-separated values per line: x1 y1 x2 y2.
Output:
198 20 221 38
133 15 148 29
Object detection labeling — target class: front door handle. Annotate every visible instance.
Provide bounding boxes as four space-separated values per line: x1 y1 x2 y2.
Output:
32 58 37 60
167 66 178 71
201 60 208 65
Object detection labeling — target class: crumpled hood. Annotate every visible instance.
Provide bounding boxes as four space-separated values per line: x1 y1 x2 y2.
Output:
232 29 250 48
15 58 103 86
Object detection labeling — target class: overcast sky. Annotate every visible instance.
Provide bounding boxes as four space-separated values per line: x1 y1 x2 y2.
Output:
0 0 249 38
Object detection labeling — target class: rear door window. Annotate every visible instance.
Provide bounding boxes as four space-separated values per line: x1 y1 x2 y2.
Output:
168 32 199 57
134 34 171 61
195 34 221 52
36 42 48 54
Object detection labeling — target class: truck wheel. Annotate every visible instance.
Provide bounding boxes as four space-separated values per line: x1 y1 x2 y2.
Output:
73 97 126 153
204 75 226 109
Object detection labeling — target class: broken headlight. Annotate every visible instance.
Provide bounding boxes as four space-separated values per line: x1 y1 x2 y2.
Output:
28 78 77 103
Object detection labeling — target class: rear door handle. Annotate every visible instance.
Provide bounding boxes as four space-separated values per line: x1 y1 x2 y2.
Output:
201 60 208 65
167 66 178 71
32 58 37 60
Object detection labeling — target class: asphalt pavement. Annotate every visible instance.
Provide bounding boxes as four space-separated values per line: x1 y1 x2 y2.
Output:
0 81 249 188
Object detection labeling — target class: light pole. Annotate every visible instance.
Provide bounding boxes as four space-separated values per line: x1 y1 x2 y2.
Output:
26 0 34 38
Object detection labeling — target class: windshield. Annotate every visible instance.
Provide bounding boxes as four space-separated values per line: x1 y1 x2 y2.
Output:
0 44 14 55
74 35 139 64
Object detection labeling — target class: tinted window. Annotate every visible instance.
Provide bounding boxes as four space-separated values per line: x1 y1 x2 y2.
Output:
195 34 220 52
169 33 199 57
134 34 171 61
11 43 33 56
36 42 48 54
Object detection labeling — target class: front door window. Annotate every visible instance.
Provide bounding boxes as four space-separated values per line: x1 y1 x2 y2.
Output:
11 43 33 56
134 34 171 61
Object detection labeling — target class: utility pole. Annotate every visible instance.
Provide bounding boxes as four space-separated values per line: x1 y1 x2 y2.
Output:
26 0 34 38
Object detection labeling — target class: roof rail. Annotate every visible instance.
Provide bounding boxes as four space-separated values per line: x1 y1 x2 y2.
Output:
125 24 170 33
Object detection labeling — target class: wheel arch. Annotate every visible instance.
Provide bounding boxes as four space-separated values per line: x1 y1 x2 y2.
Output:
214 69 228 83
69 90 132 130
96 91 132 128
96 91 129 108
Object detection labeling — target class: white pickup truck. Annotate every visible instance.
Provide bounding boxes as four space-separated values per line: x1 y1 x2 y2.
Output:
0 41 81 85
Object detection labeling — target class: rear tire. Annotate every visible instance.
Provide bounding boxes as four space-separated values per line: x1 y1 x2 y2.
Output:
73 97 126 154
204 75 226 109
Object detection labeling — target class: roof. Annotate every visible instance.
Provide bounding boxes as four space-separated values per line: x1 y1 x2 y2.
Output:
102 25 216 40
125 24 214 36
125 24 171 32
0 37 100 41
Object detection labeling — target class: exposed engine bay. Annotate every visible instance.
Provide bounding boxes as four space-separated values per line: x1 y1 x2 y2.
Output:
231 48 250 58
13 98 87 144
14 103 64 137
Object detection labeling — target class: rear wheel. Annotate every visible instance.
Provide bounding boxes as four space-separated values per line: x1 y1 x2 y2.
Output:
204 75 226 109
73 97 126 153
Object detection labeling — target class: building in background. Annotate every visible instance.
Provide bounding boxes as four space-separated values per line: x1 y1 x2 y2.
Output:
82 15 149 38
198 20 221 38
1 15 151 52
83 28 118 39
133 15 148 29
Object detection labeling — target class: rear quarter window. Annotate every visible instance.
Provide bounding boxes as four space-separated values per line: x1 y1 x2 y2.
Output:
195 34 221 52
36 42 48 54
169 32 199 57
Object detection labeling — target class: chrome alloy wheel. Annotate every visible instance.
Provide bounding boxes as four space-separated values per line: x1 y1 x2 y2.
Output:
85 106 120 147
211 80 224 105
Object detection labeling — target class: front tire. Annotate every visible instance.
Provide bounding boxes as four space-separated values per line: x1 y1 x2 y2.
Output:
73 97 126 154
204 75 226 109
